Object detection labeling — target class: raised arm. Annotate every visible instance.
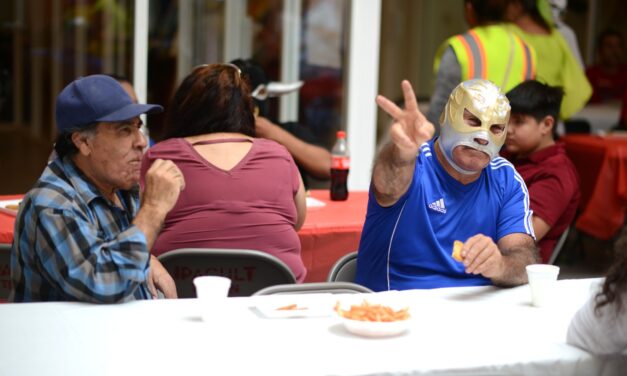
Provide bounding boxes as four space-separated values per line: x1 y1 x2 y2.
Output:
134 158 185 250
137 158 185 299
373 80 435 207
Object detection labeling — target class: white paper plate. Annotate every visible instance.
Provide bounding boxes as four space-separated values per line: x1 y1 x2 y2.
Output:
340 316 410 338
0 199 21 216
255 294 335 319
305 196 326 208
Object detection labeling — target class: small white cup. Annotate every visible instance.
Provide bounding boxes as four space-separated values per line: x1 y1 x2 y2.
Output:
525 264 560 307
193 276 231 321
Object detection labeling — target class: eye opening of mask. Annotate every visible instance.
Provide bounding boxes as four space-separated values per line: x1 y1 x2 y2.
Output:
490 124 506 135
463 109 481 127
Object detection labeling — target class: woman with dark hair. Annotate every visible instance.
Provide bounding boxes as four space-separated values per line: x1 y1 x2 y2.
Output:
505 0 591 120
567 226 627 355
141 63 307 282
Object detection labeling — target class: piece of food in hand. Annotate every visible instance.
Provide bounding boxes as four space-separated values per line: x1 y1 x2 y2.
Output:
4 204 19 211
334 300 410 322
451 240 464 262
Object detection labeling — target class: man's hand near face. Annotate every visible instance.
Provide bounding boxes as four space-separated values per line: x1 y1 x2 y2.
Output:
134 159 186 249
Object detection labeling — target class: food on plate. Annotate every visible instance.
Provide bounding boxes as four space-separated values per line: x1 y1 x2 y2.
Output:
276 304 308 311
4 204 19 211
335 300 410 322
451 240 464 262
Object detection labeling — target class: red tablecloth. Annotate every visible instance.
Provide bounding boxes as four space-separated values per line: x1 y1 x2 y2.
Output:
300 190 367 282
0 190 368 286
0 194 22 244
0 194 22 297
561 134 627 239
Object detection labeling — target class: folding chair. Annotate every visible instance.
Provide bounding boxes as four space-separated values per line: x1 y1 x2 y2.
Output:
549 225 571 265
327 251 358 282
158 248 296 298
252 281 373 296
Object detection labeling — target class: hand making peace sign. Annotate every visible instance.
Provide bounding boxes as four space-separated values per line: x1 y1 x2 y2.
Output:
376 80 435 162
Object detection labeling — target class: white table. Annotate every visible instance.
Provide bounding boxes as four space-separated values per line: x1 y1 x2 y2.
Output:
0 278 624 376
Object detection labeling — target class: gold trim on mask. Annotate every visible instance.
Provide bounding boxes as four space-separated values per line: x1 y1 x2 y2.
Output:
441 79 510 147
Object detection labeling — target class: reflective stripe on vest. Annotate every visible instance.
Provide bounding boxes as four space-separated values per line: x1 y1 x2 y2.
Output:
448 27 536 92
514 34 536 80
455 30 487 79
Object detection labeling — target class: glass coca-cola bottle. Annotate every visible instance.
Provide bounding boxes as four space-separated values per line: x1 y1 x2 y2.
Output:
330 131 349 201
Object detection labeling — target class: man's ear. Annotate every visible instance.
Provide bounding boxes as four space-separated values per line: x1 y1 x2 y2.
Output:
71 132 92 156
540 115 555 136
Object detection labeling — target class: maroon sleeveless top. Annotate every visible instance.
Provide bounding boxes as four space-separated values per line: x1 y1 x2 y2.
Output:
141 137 305 282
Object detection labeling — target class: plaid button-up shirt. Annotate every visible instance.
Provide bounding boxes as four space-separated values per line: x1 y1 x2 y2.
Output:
10 157 151 303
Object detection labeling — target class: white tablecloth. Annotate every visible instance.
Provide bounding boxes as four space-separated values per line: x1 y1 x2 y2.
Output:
0 278 624 375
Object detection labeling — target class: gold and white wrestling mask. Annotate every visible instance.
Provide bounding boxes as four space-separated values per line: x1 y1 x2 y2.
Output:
438 79 510 174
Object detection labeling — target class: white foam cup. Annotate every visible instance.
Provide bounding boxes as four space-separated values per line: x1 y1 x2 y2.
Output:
525 264 560 307
193 276 231 321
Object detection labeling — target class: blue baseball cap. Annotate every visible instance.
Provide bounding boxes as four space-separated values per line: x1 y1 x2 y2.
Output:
55 74 163 132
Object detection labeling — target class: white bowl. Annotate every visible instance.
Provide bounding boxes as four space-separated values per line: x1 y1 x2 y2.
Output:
340 316 410 338
335 299 411 338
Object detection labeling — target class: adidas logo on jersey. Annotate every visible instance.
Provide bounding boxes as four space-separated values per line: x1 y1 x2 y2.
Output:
428 198 446 214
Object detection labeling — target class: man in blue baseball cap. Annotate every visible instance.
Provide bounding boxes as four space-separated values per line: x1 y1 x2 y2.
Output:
10 74 186 303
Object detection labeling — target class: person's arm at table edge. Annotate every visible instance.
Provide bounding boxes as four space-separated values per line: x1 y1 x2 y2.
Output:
527 173 576 242
492 233 539 287
33 205 151 304
532 215 551 241
294 178 306 231
256 116 332 179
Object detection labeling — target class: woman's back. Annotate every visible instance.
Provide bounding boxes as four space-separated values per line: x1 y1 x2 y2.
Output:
142 137 306 282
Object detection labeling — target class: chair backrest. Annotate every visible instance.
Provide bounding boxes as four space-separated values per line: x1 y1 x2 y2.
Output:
157 248 296 298
327 251 358 282
563 119 591 134
252 282 373 296
548 225 571 265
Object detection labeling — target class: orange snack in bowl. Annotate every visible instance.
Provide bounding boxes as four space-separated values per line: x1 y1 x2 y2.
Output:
451 240 464 262
334 300 410 322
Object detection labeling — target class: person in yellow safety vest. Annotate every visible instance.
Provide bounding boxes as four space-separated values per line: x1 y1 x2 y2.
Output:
427 0 537 133
505 0 591 121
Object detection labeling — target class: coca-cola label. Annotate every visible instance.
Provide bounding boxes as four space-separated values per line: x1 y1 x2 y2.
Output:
331 156 350 169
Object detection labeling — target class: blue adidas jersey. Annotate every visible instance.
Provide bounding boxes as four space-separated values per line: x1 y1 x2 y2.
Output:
356 140 534 291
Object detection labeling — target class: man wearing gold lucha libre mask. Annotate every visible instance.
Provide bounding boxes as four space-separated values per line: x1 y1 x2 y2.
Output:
356 79 538 291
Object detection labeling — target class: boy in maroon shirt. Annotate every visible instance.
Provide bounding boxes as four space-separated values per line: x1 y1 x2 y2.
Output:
503 80 581 263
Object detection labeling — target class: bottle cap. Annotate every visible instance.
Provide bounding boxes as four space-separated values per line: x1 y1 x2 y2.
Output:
337 131 346 139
